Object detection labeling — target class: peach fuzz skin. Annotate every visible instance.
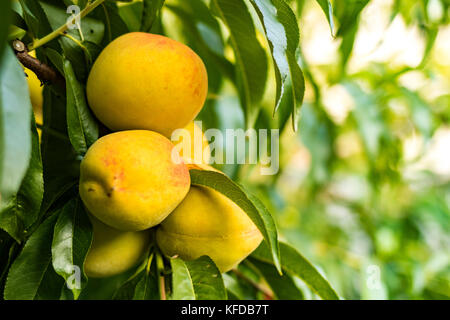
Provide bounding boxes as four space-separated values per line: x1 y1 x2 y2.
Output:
79 130 190 232
156 166 263 272
86 32 208 137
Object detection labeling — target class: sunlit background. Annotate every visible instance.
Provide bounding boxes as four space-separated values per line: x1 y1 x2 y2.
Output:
267 0 449 299
161 0 450 299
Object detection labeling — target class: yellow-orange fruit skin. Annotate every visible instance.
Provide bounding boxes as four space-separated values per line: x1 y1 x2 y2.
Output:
24 51 43 128
86 32 208 137
156 176 263 272
79 130 190 231
172 122 211 165
84 215 150 278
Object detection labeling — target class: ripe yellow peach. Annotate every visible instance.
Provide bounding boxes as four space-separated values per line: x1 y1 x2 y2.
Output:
156 168 262 272
84 214 150 278
86 32 208 137
171 121 211 165
24 51 43 125
79 130 190 231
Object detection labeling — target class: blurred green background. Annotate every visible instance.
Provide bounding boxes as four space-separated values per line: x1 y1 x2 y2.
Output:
244 0 449 299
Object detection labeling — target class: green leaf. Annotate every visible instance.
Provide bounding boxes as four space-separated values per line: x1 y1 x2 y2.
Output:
334 0 369 68
189 169 281 273
51 197 93 300
117 0 143 32
34 261 66 300
251 241 340 300
0 0 12 59
222 273 247 299
40 2 105 81
40 87 79 216
133 259 159 300
249 0 305 131
170 256 227 300
63 59 99 155
170 257 195 300
10 10 28 31
140 0 165 32
113 273 143 300
315 0 335 36
335 0 369 36
0 116 44 242
92 1 129 45
166 1 234 83
18 0 50 39
4 214 63 300
0 231 18 293
210 0 268 129
0 47 32 210
113 255 159 300
186 256 227 300
248 258 304 300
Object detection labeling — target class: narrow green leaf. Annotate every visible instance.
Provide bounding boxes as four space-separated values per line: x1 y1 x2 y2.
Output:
166 1 234 82
0 0 12 59
170 256 227 300
222 273 246 299
4 214 61 300
40 2 105 81
63 59 99 155
51 197 93 299
113 273 144 300
248 258 304 300
189 169 281 273
335 0 369 36
0 47 32 210
18 0 49 38
251 241 340 300
0 231 18 293
185 256 227 300
170 257 195 300
92 1 129 45
315 0 335 36
249 0 305 131
117 0 144 32
133 258 159 300
210 0 268 129
334 0 369 68
34 262 66 300
10 10 28 31
0 116 43 242
113 255 159 300
40 87 79 216
140 0 165 32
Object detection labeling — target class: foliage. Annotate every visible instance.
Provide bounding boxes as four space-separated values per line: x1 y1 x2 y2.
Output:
0 0 449 300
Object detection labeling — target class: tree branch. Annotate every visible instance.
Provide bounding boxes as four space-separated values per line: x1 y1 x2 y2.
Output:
12 39 65 89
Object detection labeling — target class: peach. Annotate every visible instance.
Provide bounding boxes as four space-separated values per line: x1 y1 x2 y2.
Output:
84 214 150 278
171 121 211 165
79 130 190 231
156 166 262 272
86 32 208 137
